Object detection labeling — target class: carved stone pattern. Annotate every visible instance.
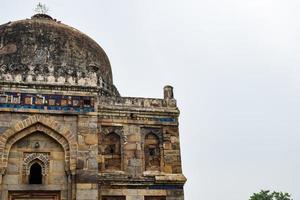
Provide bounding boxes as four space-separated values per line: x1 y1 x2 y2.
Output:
0 64 109 88
23 152 50 176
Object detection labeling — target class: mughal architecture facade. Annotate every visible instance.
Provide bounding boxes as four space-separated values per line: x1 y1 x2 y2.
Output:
0 14 186 200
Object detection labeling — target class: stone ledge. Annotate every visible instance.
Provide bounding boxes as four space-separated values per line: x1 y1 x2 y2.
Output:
99 170 126 176
6 184 63 191
155 174 187 184
143 171 162 177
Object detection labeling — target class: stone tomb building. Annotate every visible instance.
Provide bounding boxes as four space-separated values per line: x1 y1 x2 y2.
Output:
0 14 186 200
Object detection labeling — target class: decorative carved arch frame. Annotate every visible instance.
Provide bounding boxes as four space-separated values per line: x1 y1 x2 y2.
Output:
25 158 47 184
23 153 50 176
141 127 164 172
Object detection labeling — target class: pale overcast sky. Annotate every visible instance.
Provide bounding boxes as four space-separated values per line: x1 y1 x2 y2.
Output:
1 0 300 199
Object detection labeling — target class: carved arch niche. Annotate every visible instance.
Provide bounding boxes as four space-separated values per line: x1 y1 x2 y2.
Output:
23 152 50 184
100 126 125 172
142 128 163 172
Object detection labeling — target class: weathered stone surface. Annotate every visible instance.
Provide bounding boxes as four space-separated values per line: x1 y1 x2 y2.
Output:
3 175 19 184
84 134 98 145
0 14 185 200
76 170 98 183
0 15 120 96
87 158 98 170
77 189 98 200
77 183 92 190
77 159 85 170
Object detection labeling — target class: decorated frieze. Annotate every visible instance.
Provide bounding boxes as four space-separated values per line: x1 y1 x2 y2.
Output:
0 92 95 112
0 63 106 87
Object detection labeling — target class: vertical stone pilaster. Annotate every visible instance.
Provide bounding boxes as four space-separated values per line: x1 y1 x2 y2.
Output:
124 125 143 177
76 115 98 200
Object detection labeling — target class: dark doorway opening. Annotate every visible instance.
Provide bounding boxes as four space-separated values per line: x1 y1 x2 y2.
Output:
29 163 43 184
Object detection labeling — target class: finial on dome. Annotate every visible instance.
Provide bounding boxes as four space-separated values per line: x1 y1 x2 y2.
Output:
32 3 53 20
34 2 49 15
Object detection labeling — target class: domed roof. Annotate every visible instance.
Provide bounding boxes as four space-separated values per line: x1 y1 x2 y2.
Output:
0 14 118 96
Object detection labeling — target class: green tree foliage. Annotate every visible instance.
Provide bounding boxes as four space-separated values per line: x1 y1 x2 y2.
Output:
250 190 293 200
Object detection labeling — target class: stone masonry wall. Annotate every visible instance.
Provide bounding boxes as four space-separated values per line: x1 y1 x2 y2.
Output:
0 89 185 200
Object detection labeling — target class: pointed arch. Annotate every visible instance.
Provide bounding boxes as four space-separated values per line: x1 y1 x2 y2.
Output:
29 162 43 184
141 128 164 172
144 133 161 171
23 153 49 176
100 126 124 172
0 115 77 172
103 132 121 170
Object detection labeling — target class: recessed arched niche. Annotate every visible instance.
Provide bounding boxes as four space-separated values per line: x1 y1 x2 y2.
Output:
3 131 67 188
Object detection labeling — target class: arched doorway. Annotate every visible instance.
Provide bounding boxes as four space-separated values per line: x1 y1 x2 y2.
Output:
3 131 67 199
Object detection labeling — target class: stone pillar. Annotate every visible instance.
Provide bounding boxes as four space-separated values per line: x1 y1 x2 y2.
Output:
72 173 76 200
0 168 6 199
66 172 72 200
164 85 174 99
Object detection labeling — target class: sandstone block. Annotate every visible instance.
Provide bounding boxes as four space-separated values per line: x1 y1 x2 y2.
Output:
76 189 98 200
84 134 97 145
77 183 92 189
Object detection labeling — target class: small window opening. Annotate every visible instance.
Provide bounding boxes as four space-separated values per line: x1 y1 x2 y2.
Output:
109 144 115 154
149 148 156 156
29 163 43 184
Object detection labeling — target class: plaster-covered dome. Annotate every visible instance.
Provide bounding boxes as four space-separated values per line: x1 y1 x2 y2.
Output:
0 14 119 96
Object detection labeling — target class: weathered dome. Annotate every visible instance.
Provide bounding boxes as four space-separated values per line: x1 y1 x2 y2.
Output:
0 14 119 96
